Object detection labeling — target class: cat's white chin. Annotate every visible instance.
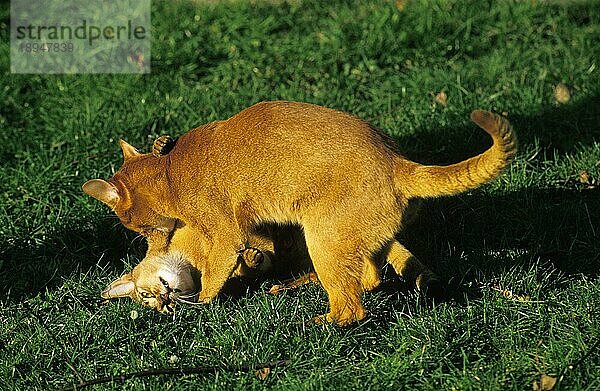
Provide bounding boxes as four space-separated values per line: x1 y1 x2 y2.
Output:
155 251 199 299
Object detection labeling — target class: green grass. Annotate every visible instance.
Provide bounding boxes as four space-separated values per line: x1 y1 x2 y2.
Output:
1 0 599 389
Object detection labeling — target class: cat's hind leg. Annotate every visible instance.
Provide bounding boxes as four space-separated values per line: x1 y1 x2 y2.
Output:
386 240 442 295
268 258 380 295
302 228 366 326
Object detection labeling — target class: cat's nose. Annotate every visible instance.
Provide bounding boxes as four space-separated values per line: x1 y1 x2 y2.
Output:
158 293 175 314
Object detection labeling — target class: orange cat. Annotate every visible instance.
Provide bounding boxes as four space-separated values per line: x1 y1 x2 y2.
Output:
84 101 516 325
100 137 316 313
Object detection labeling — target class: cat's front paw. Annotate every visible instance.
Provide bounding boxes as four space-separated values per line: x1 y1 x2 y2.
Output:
240 247 264 268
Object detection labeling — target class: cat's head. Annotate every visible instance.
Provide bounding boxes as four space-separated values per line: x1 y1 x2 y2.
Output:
102 251 199 313
82 140 177 244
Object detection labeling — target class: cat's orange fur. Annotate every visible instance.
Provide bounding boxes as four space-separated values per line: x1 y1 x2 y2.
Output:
84 101 516 325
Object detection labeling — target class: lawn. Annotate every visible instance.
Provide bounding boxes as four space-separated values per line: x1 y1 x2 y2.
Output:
1 0 599 389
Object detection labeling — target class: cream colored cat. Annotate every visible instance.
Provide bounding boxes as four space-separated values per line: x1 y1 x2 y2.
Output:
100 229 275 313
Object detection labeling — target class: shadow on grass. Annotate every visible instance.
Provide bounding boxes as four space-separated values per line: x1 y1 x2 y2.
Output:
406 186 599 279
1 97 598 306
0 215 144 303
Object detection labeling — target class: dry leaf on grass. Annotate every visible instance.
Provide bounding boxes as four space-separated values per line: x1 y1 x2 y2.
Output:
491 285 530 302
395 0 407 11
256 367 271 380
434 91 448 107
574 170 598 189
554 83 571 104
532 374 557 391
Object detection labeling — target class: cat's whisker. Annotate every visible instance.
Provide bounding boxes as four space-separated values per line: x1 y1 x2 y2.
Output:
174 296 203 306
178 291 199 297
176 291 199 299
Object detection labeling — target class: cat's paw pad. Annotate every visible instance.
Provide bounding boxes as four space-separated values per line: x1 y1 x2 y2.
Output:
240 247 264 268
152 135 177 157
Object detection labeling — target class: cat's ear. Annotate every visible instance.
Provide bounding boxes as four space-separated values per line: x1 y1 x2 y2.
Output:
82 179 120 207
119 139 141 160
101 273 135 299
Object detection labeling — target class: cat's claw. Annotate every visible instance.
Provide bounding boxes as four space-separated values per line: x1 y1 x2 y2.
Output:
240 247 264 268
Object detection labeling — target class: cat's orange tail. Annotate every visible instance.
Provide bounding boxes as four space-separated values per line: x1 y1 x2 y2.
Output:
402 110 517 198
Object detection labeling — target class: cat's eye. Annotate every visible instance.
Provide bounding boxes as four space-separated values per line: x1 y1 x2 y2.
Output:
159 277 169 289
140 291 154 299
